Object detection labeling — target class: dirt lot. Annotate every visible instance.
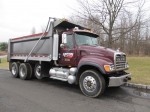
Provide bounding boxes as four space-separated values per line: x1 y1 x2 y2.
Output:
0 51 7 56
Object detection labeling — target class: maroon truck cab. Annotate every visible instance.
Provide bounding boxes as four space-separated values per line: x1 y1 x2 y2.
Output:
58 28 131 96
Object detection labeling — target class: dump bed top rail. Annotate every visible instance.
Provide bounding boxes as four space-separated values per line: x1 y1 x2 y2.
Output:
12 32 48 41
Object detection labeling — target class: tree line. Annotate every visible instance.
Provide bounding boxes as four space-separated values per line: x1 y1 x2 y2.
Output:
0 42 8 51
70 0 150 56
5 0 150 56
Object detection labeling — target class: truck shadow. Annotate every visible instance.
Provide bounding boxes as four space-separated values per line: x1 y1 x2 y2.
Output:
28 77 150 102
31 77 142 102
4 70 150 101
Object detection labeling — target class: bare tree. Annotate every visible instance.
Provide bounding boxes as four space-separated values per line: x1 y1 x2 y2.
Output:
31 27 36 34
143 25 150 55
73 0 146 48
41 25 46 33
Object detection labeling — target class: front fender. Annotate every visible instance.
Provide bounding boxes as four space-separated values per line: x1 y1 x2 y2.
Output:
77 56 113 75
78 62 106 74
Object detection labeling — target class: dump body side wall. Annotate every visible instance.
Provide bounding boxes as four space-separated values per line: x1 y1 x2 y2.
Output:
9 37 53 61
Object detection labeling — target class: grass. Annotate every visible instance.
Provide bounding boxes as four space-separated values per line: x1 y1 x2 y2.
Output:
0 57 150 85
126 57 150 85
0 58 9 68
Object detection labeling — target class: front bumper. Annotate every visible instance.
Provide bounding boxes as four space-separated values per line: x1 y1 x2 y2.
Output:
108 73 131 87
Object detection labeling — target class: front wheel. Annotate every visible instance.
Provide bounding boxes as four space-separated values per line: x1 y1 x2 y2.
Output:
79 70 105 97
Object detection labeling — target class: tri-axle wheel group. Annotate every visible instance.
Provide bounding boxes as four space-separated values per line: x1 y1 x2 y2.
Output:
11 62 42 80
10 62 106 98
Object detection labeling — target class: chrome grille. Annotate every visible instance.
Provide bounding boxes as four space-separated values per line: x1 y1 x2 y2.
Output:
115 54 126 70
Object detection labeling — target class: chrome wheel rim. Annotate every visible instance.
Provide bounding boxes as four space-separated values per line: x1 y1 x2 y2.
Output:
83 76 97 92
36 65 41 77
12 65 16 75
20 67 25 77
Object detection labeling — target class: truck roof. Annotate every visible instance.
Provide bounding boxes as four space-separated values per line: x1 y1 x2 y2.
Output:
55 21 90 30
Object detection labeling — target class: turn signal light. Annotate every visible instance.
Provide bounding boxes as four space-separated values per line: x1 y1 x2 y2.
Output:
74 27 79 30
84 29 92 32
68 65 72 68
104 65 115 72
104 65 110 72
60 18 68 22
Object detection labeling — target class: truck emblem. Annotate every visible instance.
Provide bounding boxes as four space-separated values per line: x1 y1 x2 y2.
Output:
63 53 73 59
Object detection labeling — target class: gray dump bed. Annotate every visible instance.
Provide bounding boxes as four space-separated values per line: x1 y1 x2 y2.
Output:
8 18 89 62
9 34 53 62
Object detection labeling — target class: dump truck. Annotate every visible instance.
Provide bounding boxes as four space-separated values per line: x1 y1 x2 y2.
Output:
8 17 131 97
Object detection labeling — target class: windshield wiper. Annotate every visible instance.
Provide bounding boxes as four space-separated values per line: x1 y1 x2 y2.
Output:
82 44 90 45
93 44 98 46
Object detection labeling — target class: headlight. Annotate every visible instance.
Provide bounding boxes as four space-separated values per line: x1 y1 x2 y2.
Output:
125 62 129 68
104 65 115 72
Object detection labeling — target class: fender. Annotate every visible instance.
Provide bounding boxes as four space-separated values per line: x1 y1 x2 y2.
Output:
75 58 109 84
77 56 113 75
75 56 113 84
77 62 106 74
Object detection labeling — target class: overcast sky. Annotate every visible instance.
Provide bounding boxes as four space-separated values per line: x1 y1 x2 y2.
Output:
0 0 77 42
1 0 150 42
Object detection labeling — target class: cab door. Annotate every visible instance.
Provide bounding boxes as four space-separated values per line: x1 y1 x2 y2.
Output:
59 32 76 66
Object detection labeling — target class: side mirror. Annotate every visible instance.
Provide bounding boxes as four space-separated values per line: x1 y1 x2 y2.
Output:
62 34 67 44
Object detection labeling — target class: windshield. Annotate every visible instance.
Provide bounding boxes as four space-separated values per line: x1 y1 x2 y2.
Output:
75 32 99 46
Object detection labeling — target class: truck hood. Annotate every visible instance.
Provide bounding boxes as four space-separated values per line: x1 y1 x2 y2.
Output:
78 45 123 63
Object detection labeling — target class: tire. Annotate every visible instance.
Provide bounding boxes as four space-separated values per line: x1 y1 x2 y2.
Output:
11 62 19 78
27 63 33 79
19 63 32 80
34 63 43 79
79 69 106 98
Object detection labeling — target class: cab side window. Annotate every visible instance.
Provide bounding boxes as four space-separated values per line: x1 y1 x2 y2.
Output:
66 34 73 48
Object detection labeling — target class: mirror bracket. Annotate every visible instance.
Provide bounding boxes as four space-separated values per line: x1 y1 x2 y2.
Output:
62 33 67 44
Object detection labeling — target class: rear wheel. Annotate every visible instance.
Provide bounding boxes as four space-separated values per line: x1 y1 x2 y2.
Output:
11 62 19 78
79 70 106 97
27 63 33 79
19 63 32 80
34 63 43 79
